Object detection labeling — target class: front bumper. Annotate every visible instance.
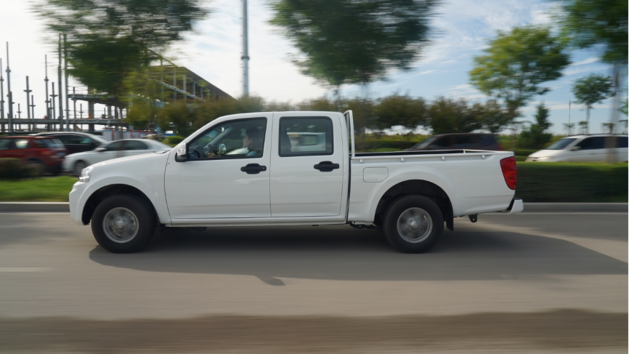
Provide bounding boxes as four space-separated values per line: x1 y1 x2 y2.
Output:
69 181 91 225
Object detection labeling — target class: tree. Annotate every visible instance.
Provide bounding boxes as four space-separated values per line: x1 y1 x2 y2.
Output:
33 0 209 96
427 97 483 134
556 0 627 65
374 94 427 132
270 0 438 99
469 26 570 123
556 0 627 161
518 103 553 149
571 74 613 134
476 99 510 133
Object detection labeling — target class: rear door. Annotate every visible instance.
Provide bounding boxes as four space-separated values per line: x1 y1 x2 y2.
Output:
572 137 606 162
269 113 345 217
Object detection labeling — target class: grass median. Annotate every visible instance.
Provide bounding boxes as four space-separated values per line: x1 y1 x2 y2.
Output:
0 176 77 202
0 162 626 203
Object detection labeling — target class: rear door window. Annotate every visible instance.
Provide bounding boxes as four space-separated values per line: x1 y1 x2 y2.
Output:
279 117 333 156
14 139 30 149
576 137 605 150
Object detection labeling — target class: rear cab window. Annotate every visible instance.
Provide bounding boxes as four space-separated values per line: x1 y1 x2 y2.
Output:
279 117 333 157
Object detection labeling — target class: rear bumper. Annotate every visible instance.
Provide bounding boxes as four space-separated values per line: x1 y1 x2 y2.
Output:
504 198 524 214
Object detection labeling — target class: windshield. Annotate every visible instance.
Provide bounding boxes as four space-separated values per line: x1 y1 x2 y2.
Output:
546 138 576 150
412 136 437 149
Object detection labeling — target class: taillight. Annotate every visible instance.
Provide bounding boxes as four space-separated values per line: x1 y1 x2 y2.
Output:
500 156 517 190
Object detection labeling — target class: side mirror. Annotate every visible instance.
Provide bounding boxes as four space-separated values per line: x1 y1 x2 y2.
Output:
571 146 581 151
174 145 188 162
95 147 106 152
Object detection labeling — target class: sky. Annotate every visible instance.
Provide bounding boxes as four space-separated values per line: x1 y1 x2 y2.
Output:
0 0 625 135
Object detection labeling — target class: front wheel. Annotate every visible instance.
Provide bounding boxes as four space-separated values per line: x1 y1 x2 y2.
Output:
91 194 156 253
383 195 444 253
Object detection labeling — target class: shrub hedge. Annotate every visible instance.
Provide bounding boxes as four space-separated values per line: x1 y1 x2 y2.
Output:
0 158 36 180
515 162 628 202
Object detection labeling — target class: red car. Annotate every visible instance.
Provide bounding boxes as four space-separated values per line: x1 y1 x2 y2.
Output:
0 136 67 175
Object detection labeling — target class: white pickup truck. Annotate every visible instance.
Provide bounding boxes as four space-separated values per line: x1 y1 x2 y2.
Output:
69 111 523 253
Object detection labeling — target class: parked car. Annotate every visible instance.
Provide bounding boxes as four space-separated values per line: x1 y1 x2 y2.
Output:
34 132 108 155
406 133 502 151
0 136 67 175
526 134 628 162
63 138 172 175
69 110 522 254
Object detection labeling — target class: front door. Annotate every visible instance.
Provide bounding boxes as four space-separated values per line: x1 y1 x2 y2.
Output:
269 115 345 217
165 117 272 220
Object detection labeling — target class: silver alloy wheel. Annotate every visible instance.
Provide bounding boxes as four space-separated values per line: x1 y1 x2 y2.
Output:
102 207 139 244
396 207 433 243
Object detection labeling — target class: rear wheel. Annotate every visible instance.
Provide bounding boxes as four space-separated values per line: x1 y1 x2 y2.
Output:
91 194 156 253
383 195 444 253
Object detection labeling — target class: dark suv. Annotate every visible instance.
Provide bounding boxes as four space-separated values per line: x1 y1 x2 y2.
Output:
34 132 107 155
407 133 501 151
0 136 67 175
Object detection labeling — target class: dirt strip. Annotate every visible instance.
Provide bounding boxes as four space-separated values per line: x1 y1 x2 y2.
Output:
1 309 626 353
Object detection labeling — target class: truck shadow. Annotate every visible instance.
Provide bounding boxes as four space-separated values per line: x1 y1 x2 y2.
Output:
88 225 627 284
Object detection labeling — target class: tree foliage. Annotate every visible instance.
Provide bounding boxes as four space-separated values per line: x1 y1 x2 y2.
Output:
556 0 627 65
33 0 209 95
469 26 570 121
374 94 427 132
427 97 483 134
270 0 438 93
518 103 553 149
572 74 614 133
477 99 510 133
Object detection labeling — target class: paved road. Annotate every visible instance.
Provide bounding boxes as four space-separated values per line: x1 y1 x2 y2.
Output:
0 212 626 353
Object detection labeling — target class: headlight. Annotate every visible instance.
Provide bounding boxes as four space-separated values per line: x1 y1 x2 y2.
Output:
78 166 93 182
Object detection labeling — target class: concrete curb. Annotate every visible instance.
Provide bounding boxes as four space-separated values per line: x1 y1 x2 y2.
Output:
0 202 627 213
0 202 70 213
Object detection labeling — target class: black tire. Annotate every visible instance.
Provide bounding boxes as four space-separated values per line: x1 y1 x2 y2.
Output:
91 194 156 253
383 195 444 253
73 161 88 176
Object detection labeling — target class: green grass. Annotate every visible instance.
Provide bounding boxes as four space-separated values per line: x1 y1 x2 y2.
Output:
0 176 77 202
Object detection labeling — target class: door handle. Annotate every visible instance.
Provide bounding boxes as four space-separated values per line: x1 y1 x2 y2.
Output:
314 161 340 172
240 163 267 174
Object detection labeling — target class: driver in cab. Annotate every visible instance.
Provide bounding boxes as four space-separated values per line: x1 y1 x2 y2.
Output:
208 128 262 158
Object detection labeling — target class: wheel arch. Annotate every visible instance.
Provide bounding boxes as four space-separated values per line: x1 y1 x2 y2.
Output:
81 184 156 225
374 180 454 231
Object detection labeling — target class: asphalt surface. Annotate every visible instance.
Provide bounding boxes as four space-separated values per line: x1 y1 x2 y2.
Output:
0 212 626 353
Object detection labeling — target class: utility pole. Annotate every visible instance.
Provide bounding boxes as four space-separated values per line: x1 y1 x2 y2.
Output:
64 34 70 131
24 76 32 119
568 100 571 135
606 64 621 163
51 83 57 124
0 58 4 119
58 35 64 128
44 55 51 119
6 42 14 133
242 0 250 96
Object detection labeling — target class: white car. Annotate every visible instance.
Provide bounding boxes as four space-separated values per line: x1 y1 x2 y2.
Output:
63 139 172 175
526 135 628 162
